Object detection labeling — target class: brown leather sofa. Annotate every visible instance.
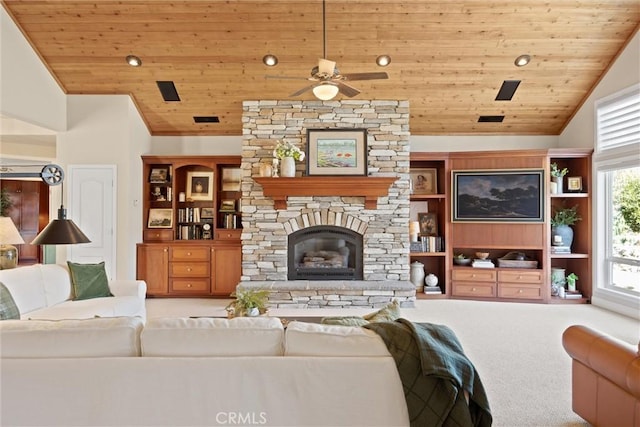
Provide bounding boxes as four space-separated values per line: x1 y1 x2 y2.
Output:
562 325 640 427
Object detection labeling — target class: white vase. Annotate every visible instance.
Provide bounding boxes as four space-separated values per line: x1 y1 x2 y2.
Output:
410 261 425 290
247 307 260 317
280 156 296 177
425 273 438 287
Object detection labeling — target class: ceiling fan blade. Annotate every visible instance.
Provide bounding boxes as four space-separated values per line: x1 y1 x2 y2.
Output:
290 84 317 97
318 58 336 76
341 71 389 81
337 81 361 98
265 75 312 81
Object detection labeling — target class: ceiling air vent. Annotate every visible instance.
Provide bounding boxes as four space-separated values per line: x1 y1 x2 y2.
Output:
478 115 504 123
194 116 220 123
495 80 521 101
156 81 180 102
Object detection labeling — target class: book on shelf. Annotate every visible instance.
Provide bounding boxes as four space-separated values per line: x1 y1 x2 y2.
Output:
423 286 442 294
564 290 583 299
550 246 571 254
472 259 495 268
417 235 444 252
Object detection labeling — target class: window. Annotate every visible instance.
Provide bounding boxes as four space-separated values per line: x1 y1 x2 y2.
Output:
594 84 640 304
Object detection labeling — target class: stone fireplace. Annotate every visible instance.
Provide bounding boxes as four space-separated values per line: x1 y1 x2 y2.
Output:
238 100 415 308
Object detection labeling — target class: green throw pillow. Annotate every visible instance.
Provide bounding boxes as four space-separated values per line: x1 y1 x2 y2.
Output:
0 282 20 320
321 316 370 327
67 261 113 301
363 299 401 323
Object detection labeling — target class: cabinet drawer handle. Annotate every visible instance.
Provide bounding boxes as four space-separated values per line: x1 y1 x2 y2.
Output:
163 248 168 252
517 275 522 280
187 252 192 256
518 289 523 293
472 287 476 291
471 274 476 278
187 267 192 272
187 283 192 288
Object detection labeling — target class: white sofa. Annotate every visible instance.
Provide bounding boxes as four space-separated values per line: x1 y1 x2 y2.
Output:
0 264 146 320
0 316 410 427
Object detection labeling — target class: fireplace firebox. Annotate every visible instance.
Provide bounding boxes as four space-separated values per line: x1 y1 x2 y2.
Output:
287 226 363 280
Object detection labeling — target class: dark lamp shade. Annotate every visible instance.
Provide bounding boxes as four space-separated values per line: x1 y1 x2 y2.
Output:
31 219 91 245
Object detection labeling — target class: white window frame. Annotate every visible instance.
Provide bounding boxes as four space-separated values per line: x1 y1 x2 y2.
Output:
592 84 640 318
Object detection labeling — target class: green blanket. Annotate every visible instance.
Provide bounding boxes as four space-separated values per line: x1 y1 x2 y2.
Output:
364 319 492 427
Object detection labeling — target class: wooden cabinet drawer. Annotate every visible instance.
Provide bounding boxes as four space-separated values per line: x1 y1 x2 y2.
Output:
215 229 242 240
144 229 173 242
452 269 497 282
170 246 210 261
169 262 210 277
498 283 544 300
170 279 210 292
452 282 496 298
498 270 543 284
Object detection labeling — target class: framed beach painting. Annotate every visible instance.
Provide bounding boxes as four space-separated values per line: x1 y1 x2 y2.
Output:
306 128 367 176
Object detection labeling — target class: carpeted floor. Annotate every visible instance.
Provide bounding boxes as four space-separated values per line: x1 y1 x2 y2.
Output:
146 298 639 427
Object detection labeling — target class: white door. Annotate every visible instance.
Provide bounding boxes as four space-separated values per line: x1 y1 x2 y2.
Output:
67 165 116 279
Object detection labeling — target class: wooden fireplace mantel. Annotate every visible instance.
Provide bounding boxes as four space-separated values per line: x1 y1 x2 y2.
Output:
253 176 398 210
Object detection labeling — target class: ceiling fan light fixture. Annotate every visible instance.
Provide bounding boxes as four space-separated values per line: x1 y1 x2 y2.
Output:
262 54 278 67
376 55 391 67
312 83 339 100
514 54 531 67
126 55 142 67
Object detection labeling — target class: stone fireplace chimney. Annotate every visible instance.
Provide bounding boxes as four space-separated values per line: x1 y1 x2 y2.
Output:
240 100 410 283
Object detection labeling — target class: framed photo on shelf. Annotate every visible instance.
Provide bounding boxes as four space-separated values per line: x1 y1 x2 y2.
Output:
201 207 215 219
452 169 544 222
148 208 173 228
149 166 170 183
186 171 214 201
410 168 438 195
221 167 241 192
219 199 236 212
567 176 583 192
306 128 367 176
418 212 438 236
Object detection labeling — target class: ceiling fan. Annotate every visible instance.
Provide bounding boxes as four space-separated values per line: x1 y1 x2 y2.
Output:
265 0 389 100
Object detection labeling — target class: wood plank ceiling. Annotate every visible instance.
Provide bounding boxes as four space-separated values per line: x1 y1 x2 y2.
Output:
2 0 638 136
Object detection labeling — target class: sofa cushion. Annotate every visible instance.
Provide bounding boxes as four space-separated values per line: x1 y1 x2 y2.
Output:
321 316 370 327
0 316 143 358
67 261 113 300
321 300 402 326
141 317 285 357
0 265 47 315
40 264 73 307
0 282 20 320
285 321 391 357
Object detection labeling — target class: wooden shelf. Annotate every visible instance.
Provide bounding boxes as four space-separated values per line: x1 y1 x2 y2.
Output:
410 251 446 257
410 194 446 201
253 176 397 209
550 193 588 198
550 253 589 259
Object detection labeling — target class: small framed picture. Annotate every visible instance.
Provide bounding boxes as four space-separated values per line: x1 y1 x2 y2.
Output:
148 208 173 228
221 167 241 192
567 176 583 192
219 199 236 212
418 212 438 236
149 166 170 183
410 168 438 195
201 207 215 219
186 171 214 201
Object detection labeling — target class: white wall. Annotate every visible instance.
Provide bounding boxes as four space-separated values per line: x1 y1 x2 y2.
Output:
0 7 66 131
57 95 151 279
560 31 640 147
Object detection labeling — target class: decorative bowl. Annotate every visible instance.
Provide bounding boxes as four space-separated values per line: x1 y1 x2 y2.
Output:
453 257 472 266
475 252 490 260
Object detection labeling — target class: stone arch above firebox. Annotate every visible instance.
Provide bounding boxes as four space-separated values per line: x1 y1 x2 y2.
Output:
282 209 368 236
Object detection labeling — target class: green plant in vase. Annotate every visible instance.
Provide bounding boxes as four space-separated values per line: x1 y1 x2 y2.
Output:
550 162 568 194
551 205 582 249
566 273 579 292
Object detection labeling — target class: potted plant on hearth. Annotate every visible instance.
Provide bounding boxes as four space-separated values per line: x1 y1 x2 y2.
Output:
551 205 581 249
226 288 270 318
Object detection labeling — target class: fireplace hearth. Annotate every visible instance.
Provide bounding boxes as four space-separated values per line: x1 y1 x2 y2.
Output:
288 225 363 280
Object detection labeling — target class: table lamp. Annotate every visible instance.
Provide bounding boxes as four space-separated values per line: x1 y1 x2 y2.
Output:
0 217 25 269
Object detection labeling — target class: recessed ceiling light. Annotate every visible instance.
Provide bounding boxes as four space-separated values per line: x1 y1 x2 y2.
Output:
263 54 278 67
126 55 142 67
514 54 531 67
376 55 391 67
